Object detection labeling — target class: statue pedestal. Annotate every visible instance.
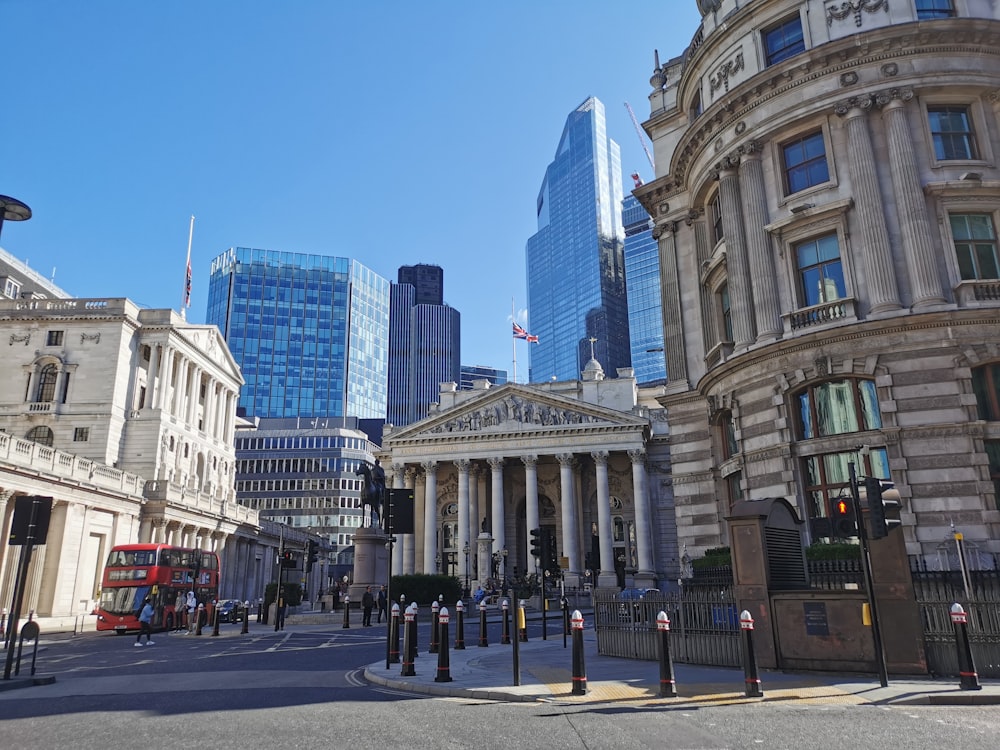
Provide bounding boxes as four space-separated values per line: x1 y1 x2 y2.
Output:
349 526 388 601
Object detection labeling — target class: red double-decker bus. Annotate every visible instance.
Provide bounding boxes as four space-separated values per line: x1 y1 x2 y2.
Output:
95 544 220 633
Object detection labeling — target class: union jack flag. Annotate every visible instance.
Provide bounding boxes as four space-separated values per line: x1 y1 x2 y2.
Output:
512 322 539 343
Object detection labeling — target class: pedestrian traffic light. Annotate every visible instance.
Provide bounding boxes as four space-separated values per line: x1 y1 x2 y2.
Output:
280 550 297 569
831 496 857 538
865 476 902 539
529 528 542 560
305 540 319 573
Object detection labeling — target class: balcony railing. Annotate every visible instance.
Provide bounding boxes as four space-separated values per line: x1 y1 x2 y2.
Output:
784 297 856 332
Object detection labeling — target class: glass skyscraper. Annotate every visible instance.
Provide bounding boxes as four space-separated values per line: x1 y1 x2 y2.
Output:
622 195 667 385
206 247 390 419
525 97 631 383
387 264 461 426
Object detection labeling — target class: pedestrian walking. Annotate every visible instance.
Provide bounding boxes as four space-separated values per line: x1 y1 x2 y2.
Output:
377 585 387 624
362 585 375 627
186 591 197 634
135 597 155 647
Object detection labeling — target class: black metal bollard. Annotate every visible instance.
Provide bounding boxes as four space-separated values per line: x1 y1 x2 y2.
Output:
1 607 6 640
342 595 351 629
429 600 440 654
211 601 221 637
412 603 420 657
740 610 763 698
571 609 587 695
951 603 982 690
478 600 489 647
501 599 511 644
388 603 401 664
562 597 569 649
435 607 452 683
195 604 205 636
656 611 677 698
518 599 528 642
257 599 263 624
241 601 250 635
401 605 415 677
454 600 466 650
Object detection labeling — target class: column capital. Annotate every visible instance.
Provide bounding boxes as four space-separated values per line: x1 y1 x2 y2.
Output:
555 453 576 468
520 455 538 469
487 457 505 471
874 86 914 109
421 460 438 473
834 94 874 118
591 451 609 466
651 221 677 240
627 448 647 464
454 458 471 472
738 139 765 159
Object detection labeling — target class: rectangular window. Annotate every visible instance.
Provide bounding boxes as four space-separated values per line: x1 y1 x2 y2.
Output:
796 233 846 306
783 131 829 194
46 330 64 346
3 278 21 298
763 15 805 66
719 284 733 342
950 214 1000 280
972 364 1000 421
928 106 977 161
916 0 955 19
710 193 724 245
986 440 1000 510
74 427 89 442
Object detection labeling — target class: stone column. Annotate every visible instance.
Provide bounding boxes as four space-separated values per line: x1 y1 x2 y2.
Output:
522 455 540 538
147 342 160 409
592 452 617 587
739 142 782 341
391 463 406 577
182 524 196 548
204 380 217 437
836 96 902 313
716 158 756 347
138 517 153 544
154 345 170 410
557 454 580 577
0 490 17 607
629 449 655 581
469 465 481 550
877 88 946 308
169 522 183 547
422 461 438 574
455 459 471 581
152 518 168 544
488 457 505 554
403 467 417 575
187 366 202 425
653 221 688 384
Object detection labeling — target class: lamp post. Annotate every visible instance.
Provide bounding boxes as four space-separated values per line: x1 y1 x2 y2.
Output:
501 547 508 598
463 542 470 598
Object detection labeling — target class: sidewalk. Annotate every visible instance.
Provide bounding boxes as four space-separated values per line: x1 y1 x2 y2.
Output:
364 615 1000 707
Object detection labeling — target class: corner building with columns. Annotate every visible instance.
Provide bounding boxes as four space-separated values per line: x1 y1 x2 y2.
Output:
635 0 1000 565
379 361 676 590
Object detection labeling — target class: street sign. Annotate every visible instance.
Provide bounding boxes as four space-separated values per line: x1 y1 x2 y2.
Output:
8 496 53 546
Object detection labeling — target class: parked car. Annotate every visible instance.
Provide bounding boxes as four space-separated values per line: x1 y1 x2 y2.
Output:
215 599 240 623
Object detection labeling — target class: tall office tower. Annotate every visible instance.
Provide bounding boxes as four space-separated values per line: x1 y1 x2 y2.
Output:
525 96 631 383
398 264 444 306
622 195 666 385
460 364 508 390
387 264 461 426
206 248 390 419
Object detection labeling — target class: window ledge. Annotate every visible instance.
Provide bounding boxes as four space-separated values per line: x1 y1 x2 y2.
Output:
783 297 857 333
705 341 734 369
765 198 854 235
955 279 1000 305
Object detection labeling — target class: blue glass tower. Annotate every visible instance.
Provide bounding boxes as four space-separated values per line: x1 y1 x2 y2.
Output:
622 195 667 385
387 264 461 426
525 97 631 382
206 247 390 419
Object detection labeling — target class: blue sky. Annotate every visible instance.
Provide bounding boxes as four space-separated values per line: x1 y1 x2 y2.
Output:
1 1 703 377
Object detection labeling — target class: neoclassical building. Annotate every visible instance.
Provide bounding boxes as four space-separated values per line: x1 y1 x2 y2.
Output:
635 0 1000 564
380 361 676 589
0 297 291 620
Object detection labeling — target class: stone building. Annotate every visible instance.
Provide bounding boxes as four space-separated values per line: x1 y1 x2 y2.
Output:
635 0 1000 565
380 361 676 589
0 297 280 620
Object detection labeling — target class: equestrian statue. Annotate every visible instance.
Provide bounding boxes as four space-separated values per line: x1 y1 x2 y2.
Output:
355 458 386 530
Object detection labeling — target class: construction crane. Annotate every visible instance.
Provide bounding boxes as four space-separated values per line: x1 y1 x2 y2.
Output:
624 101 655 175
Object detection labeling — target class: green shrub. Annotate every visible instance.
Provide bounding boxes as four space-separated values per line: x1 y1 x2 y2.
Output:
391 574 462 606
264 582 302 608
691 546 731 569
805 542 860 561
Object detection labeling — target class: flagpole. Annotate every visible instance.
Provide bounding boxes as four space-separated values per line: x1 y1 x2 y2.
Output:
511 297 517 384
182 215 194 319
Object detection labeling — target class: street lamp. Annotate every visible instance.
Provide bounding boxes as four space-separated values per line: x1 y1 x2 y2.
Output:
501 547 508 598
463 542 470 598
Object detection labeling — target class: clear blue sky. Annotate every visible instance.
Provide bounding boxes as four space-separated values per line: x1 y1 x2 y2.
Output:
1 1 703 376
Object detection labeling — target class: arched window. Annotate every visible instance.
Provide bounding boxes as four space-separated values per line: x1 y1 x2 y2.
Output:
35 364 58 402
797 378 881 439
25 425 54 446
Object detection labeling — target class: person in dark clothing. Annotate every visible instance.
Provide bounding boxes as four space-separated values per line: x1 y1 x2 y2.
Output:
361 586 375 627
376 585 387 624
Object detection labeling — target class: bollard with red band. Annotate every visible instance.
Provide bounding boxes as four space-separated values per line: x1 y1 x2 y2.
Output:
454 600 466 650
241 600 250 635
501 599 511 644
478 600 489 647
740 610 763 698
195 603 205 636
388 602 401 664
429 600 440 654
517 599 528 642
435 607 453 682
401 605 416 677
570 609 587 694
657 611 677 698
951 603 982 691
342 595 351 629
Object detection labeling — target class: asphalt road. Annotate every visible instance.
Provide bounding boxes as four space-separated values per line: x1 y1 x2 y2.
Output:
1 623 999 749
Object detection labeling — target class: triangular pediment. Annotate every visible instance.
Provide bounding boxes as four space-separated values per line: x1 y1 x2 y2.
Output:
385 383 648 445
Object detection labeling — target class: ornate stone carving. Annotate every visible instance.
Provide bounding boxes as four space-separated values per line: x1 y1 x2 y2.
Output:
833 94 874 116
840 71 859 87
881 62 898 77
427 395 602 433
710 50 745 95
826 0 889 28
735 121 747 135
9 333 29 346
874 86 914 108
80 332 101 344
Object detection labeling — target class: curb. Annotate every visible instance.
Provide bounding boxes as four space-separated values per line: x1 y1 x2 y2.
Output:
363 667 542 703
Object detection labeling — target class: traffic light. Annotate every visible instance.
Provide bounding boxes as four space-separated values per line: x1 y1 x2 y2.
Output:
305 540 319 573
280 550 297 569
831 496 857 538
529 528 542 561
541 530 555 572
865 476 902 539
